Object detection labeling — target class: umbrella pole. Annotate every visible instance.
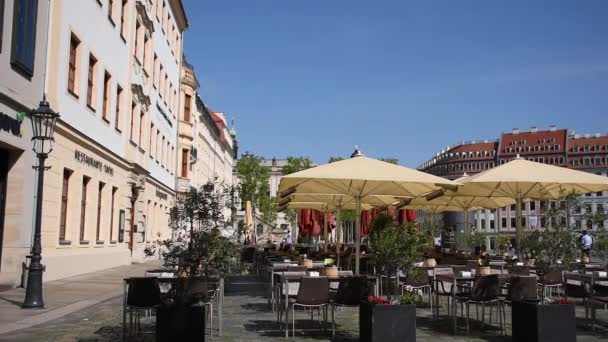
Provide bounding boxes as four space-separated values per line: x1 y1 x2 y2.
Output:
355 197 362 275
463 210 469 255
323 210 329 252
336 209 342 268
516 197 523 260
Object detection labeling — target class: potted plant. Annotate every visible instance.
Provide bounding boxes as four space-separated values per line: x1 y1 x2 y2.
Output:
363 218 428 341
157 181 238 341
511 193 579 342
495 235 511 257
360 292 417 342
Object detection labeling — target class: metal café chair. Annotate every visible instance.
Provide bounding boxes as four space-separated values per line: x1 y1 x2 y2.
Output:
539 270 563 304
590 272 608 331
331 276 372 338
453 274 503 335
123 277 162 338
563 272 591 320
276 271 306 328
289 276 330 339
401 270 432 308
432 266 455 318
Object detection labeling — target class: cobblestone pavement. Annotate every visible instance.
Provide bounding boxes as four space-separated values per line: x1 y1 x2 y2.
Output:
1 275 608 341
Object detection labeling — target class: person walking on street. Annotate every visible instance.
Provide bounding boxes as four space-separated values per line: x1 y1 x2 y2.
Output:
580 230 593 262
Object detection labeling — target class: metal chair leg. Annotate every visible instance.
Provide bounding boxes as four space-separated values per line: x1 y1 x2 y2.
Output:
466 302 470 335
292 306 296 340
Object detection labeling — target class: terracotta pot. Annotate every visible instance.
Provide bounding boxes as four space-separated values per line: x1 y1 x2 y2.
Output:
525 259 536 267
302 259 313 269
478 266 491 275
582 256 590 264
424 258 437 268
325 266 338 278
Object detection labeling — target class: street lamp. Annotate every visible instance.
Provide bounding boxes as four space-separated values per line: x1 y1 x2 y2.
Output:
22 95 59 308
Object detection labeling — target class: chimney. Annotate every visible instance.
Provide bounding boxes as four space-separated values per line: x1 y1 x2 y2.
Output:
584 133 591 139
531 126 538 133
595 133 601 138
549 124 557 132
512 128 520 134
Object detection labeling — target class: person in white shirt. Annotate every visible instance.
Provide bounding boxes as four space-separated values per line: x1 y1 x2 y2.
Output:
581 230 593 261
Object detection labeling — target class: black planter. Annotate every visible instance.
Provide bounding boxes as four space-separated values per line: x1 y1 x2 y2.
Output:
156 303 206 342
512 302 575 342
360 302 416 342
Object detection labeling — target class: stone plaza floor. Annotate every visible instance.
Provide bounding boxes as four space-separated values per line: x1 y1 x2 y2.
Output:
0 268 608 341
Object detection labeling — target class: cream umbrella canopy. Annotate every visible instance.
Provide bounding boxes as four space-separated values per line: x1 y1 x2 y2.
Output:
277 150 459 274
454 157 608 254
406 175 517 253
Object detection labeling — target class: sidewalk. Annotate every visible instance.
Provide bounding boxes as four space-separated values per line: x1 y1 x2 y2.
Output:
0 261 158 335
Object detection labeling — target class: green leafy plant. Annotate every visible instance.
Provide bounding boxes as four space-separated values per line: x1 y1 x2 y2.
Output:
399 291 418 305
495 235 511 254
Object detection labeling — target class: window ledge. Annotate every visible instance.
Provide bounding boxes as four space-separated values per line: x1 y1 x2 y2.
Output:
67 89 79 100
110 240 117 244
59 240 72 246
108 16 116 27
96 240 105 245
138 147 145 154
102 115 111 124
80 240 90 245
115 126 122 133
86 104 96 113
129 140 138 147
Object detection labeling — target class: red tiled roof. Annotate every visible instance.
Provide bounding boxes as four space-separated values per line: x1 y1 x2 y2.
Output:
449 142 497 154
499 129 567 155
569 136 608 153
208 110 228 144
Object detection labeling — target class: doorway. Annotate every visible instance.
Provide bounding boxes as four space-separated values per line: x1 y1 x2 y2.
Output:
0 149 9 271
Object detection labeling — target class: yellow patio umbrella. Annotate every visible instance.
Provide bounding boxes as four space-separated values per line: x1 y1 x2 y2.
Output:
454 157 608 254
277 149 459 274
406 175 517 253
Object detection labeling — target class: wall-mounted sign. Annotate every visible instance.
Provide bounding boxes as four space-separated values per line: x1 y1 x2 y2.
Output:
0 111 25 137
74 150 114 176
156 189 168 200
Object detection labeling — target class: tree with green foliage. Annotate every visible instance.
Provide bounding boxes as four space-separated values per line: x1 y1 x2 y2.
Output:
236 153 272 235
379 158 399 164
328 156 344 163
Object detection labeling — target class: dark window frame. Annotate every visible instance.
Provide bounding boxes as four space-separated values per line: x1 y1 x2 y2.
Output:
59 169 73 241
80 176 91 243
0 0 5 53
96 182 105 242
10 0 39 79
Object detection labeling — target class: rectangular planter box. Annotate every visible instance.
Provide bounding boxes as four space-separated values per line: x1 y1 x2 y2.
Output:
156 303 206 342
360 302 416 342
512 302 575 342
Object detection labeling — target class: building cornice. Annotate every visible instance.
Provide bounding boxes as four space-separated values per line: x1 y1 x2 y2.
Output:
169 0 188 31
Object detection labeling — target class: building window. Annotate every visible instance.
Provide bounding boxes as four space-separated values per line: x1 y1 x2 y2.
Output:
181 149 188 177
521 217 526 227
118 209 125 242
530 201 536 211
0 0 4 52
10 0 38 77
80 176 90 242
108 0 115 24
59 169 72 242
102 71 111 121
153 54 159 88
584 158 590 167
159 66 164 98
129 101 136 141
67 34 80 96
501 218 507 228
109 187 117 242
161 136 165 167
120 0 127 39
490 220 495 229
155 129 160 161
134 21 142 62
164 74 168 103
149 123 155 158
510 218 516 228
139 110 145 148
184 94 191 122
170 146 175 174
86 54 97 110
115 85 123 131
96 182 104 242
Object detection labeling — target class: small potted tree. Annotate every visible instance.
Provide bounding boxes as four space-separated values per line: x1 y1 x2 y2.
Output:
362 218 428 342
157 181 238 341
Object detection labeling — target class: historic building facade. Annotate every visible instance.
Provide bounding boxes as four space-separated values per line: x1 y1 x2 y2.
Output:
0 0 51 287
37 0 187 282
418 126 608 250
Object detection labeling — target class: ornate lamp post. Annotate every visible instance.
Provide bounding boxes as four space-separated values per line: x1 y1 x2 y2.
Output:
22 96 59 308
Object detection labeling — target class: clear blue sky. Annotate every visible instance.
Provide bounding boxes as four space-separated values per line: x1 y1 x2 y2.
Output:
182 0 608 167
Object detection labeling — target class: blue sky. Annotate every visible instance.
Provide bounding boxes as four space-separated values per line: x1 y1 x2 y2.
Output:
182 0 608 167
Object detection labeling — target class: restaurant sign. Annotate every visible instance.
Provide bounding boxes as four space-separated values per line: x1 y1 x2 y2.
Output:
75 150 114 176
0 111 25 137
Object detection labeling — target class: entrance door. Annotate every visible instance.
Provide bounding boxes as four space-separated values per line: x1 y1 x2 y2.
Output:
0 150 9 271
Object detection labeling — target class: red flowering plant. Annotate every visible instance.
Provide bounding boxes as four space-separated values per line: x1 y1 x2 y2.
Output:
558 298 575 305
367 295 387 305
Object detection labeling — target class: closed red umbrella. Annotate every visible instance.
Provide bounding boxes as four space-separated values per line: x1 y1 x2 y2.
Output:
406 209 417 222
361 210 372 236
398 209 408 224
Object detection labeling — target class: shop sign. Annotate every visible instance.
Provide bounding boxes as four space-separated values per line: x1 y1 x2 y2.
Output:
0 111 25 137
156 189 168 200
74 150 114 176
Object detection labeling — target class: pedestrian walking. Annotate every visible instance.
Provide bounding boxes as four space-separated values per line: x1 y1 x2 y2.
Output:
580 230 593 263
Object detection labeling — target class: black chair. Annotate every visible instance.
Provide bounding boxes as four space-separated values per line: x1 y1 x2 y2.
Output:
589 273 608 330
182 278 217 337
289 277 330 339
401 270 432 308
510 265 531 276
563 272 590 320
123 277 162 338
432 267 456 318
539 270 563 304
330 276 373 338
453 274 503 335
